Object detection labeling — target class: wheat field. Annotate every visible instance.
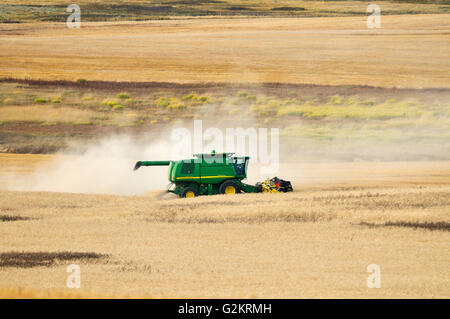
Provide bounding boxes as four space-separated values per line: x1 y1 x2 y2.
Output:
1 14 449 88
1 6 449 299
0 155 449 298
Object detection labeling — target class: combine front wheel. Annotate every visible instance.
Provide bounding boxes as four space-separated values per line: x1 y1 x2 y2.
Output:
181 187 198 198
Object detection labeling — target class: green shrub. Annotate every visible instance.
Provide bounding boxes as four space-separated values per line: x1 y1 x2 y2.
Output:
238 91 248 98
51 97 61 104
155 97 170 108
265 100 284 109
92 116 109 121
358 100 375 106
34 98 47 104
113 104 124 110
183 94 211 105
284 99 299 105
76 79 87 84
249 106 259 113
102 99 118 107
228 107 240 115
167 103 185 110
345 98 357 105
117 93 130 99
247 95 257 101
183 94 196 101
329 95 345 105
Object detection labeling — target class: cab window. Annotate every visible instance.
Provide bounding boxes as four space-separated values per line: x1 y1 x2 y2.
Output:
181 162 195 174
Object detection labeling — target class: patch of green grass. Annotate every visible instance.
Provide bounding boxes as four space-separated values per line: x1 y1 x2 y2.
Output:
329 95 345 105
274 98 428 120
358 100 375 106
155 97 170 108
167 98 185 110
182 93 211 105
117 93 130 99
34 98 47 104
167 104 185 110
182 93 196 101
92 116 109 121
156 96 186 110
228 107 241 115
102 99 118 107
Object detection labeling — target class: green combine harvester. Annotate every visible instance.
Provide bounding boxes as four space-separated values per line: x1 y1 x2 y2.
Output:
134 151 293 198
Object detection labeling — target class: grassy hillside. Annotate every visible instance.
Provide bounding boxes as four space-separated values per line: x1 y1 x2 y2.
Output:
1 0 449 22
0 79 449 160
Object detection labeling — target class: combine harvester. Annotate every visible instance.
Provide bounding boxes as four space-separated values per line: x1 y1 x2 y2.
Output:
134 151 293 198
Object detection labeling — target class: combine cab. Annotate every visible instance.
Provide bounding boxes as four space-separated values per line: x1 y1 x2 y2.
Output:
134 151 293 198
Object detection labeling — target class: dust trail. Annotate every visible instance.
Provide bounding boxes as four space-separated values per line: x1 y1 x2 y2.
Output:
6 135 183 196
2 95 282 195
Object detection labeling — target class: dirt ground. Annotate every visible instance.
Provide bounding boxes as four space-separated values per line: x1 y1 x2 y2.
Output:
0 155 448 298
1 14 449 88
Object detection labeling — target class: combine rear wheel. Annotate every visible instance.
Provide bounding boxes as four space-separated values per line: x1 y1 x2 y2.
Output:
219 180 240 195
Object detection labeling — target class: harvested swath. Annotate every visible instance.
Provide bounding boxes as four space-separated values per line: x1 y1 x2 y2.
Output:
227 6 250 11
145 207 337 224
271 7 306 11
0 251 107 268
359 221 450 232
0 215 31 222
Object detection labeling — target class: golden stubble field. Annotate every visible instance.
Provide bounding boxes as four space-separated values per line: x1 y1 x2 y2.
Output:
0 155 449 298
1 14 449 88
0 11 449 298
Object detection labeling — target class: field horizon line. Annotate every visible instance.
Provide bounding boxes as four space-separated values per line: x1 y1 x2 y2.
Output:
1 77 449 93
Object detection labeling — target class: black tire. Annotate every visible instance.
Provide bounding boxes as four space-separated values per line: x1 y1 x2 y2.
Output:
219 180 240 195
181 187 199 198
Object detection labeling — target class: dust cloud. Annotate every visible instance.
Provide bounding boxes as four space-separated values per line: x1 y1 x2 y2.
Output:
6 135 180 195
4 94 449 196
